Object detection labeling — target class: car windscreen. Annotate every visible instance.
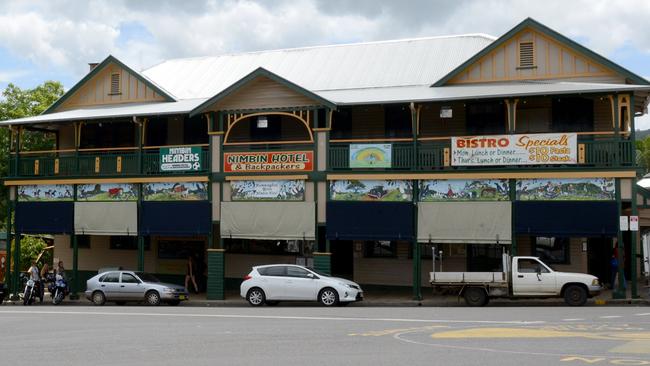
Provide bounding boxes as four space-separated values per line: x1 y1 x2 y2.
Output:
309 269 329 277
135 272 160 283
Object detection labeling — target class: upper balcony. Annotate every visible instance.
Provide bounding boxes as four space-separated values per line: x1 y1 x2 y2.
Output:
7 114 210 179
328 96 636 171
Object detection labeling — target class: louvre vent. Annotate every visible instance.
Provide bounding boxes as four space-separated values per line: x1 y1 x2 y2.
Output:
519 42 535 68
110 73 121 95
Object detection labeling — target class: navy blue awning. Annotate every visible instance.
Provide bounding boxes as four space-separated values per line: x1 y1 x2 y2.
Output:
141 201 211 236
514 201 617 237
326 202 414 241
15 202 74 234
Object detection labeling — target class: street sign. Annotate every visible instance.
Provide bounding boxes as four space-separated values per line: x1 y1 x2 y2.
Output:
630 215 639 231
620 216 629 231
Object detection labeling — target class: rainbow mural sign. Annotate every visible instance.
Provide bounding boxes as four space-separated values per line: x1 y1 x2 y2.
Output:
349 143 392 168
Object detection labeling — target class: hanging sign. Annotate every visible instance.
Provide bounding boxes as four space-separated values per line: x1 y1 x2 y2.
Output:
630 216 639 232
224 151 313 173
349 144 392 168
451 133 577 166
620 216 629 231
231 180 305 201
160 147 202 172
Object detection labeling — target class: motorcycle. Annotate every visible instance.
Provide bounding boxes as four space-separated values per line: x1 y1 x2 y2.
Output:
22 275 41 306
47 274 68 305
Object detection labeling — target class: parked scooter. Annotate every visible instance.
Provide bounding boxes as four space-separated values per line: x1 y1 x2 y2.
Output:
21 273 41 306
47 274 68 305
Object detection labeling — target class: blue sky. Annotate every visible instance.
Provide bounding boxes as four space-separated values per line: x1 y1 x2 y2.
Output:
0 0 649 127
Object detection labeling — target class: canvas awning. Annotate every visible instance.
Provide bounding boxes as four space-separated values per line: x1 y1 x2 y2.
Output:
15 202 74 234
74 202 138 236
515 201 617 237
326 202 414 241
417 202 512 244
220 202 315 240
141 201 211 236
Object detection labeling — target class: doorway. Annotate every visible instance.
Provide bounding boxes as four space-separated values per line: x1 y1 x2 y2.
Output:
330 240 353 279
587 237 612 287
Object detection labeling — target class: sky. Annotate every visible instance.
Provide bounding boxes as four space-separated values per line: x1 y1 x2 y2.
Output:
0 0 649 127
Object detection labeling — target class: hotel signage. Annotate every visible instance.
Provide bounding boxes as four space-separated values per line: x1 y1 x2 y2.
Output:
224 151 313 173
160 147 202 172
451 133 577 166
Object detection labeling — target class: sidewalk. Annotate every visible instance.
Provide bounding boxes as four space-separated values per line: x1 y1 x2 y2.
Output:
3 287 649 307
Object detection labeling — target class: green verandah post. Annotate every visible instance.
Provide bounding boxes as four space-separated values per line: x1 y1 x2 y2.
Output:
5 190 12 294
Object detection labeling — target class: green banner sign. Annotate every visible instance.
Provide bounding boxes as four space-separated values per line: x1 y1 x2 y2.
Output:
160 147 202 172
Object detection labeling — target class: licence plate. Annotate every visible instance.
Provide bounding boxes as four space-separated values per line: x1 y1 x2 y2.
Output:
179 295 186 300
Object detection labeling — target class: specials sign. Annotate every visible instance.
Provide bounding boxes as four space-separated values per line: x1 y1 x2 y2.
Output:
224 151 313 173
451 133 577 166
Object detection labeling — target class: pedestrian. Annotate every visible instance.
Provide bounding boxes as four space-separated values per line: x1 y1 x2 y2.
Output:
27 261 43 303
55 260 65 278
185 256 199 294
610 254 619 290
40 263 50 301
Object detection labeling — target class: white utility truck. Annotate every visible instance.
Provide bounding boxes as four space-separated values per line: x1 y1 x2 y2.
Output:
429 250 602 306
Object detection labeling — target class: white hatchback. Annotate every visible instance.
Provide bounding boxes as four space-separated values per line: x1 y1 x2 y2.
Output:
240 264 363 306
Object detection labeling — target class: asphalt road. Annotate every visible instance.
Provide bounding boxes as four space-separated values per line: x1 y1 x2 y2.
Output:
2 305 650 366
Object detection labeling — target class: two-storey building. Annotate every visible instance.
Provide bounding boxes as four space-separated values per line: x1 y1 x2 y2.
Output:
2 18 649 299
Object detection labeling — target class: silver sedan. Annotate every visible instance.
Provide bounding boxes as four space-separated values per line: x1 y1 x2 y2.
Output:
85 271 189 306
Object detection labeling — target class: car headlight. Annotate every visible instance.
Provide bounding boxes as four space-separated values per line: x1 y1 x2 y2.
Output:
592 279 600 286
163 288 175 293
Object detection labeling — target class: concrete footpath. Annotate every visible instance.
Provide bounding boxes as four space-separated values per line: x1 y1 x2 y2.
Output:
3 287 649 307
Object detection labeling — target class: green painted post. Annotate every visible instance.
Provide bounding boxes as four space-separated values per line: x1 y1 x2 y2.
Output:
137 182 144 272
12 232 20 299
313 252 331 275
5 195 12 292
14 127 20 176
71 234 79 299
206 249 225 300
509 179 517 256
412 179 421 301
631 178 638 298
614 178 626 299
136 118 143 174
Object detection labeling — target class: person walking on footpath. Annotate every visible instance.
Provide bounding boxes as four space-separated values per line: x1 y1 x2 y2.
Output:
185 256 199 294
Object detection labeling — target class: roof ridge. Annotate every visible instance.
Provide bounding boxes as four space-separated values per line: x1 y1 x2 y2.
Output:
143 33 496 71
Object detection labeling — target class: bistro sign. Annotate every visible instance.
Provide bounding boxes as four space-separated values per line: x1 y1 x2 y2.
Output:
224 151 313 173
160 147 202 172
451 133 577 166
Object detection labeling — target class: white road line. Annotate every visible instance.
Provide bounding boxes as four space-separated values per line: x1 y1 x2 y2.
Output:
636 313 650 316
561 318 584 321
599 315 622 319
0 309 546 325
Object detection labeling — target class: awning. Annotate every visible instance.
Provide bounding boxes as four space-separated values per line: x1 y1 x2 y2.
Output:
15 202 74 234
417 202 511 244
220 202 315 240
141 201 211 236
515 201 617 237
326 202 414 241
74 202 137 236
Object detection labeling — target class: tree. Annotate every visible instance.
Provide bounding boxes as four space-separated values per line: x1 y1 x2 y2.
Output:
636 137 650 174
10 235 51 272
0 81 65 228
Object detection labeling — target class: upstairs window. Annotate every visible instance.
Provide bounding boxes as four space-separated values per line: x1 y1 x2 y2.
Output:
466 101 506 135
518 41 535 69
110 73 121 95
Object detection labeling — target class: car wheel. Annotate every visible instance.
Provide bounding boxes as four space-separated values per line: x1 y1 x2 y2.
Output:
92 291 106 306
564 285 587 306
265 300 279 306
246 288 265 306
145 291 161 306
319 288 339 307
464 287 488 307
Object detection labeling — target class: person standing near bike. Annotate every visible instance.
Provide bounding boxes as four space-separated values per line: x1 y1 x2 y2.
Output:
27 261 43 303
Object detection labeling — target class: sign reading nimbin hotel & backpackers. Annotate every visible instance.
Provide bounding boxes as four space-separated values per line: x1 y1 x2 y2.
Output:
451 133 577 166
224 151 313 173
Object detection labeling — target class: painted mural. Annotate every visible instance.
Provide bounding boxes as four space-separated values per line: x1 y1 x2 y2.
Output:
419 180 510 201
18 185 73 201
349 144 392 168
231 180 305 201
330 180 412 201
143 182 208 201
516 178 615 201
77 183 138 201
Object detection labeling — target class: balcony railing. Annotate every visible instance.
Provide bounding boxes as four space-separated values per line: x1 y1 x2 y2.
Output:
9 145 210 178
328 138 635 170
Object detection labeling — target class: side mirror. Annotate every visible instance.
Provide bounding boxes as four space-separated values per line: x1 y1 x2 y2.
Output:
307 273 314 279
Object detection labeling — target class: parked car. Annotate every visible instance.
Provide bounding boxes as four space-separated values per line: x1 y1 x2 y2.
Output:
85 271 188 306
241 264 363 306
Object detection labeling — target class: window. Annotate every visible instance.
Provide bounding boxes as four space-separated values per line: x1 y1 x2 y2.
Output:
330 107 352 139
287 267 311 278
552 97 594 133
466 101 506 135
121 273 140 284
145 117 169 146
533 237 570 264
518 41 535 69
110 73 121 95
258 266 286 277
100 272 120 283
183 115 208 144
518 258 550 273
110 236 150 250
80 121 135 149
70 235 90 249
364 241 397 258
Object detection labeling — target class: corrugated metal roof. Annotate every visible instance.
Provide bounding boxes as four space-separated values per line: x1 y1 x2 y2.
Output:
1 99 206 125
141 34 495 100
316 81 650 106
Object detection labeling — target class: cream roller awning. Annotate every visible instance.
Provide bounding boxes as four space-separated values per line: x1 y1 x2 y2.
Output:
74 202 138 236
417 202 511 244
221 202 315 240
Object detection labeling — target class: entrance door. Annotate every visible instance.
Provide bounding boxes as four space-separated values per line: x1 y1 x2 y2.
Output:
587 238 611 287
330 240 353 279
